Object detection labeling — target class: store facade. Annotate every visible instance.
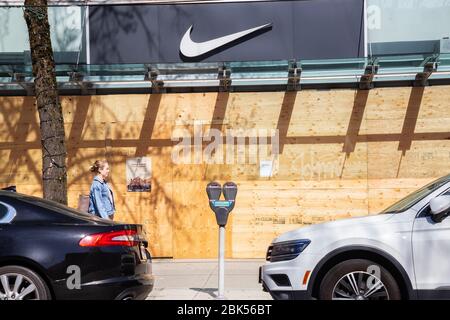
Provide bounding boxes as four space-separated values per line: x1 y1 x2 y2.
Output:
0 0 449 258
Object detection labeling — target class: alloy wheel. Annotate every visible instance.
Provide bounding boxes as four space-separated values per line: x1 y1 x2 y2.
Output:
0 273 40 300
332 271 389 300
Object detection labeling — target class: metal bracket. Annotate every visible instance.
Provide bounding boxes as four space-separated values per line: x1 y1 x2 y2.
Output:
68 71 95 95
359 62 379 90
414 61 438 87
145 67 164 92
10 72 34 96
287 61 301 91
218 65 231 92
11 72 25 82
68 71 84 82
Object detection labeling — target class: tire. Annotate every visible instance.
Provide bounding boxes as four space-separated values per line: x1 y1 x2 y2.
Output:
0 266 51 300
319 259 401 300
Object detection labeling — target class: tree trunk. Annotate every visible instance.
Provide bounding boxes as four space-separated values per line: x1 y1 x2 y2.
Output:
24 0 67 205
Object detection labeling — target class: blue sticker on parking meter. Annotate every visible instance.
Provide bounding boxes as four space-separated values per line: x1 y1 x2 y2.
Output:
212 201 232 207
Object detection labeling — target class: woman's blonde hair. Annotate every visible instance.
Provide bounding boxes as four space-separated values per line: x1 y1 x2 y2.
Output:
90 160 108 174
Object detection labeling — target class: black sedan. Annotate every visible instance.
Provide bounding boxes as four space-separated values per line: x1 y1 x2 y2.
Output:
0 189 154 300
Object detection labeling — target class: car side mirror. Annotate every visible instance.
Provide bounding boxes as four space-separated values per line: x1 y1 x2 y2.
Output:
430 195 450 223
1 186 16 192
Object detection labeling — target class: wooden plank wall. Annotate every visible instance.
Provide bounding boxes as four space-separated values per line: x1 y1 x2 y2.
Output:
0 86 449 258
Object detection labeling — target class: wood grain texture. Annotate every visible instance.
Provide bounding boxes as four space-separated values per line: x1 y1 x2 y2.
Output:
0 86 449 258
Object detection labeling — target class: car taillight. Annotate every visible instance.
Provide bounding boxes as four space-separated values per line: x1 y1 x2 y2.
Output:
79 230 139 247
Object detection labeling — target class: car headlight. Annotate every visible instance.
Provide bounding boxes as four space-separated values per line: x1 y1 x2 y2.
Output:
266 239 311 262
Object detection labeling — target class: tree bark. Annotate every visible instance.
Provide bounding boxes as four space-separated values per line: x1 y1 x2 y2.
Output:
24 0 68 205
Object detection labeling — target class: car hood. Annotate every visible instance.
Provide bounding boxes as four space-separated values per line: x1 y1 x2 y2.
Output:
273 213 396 244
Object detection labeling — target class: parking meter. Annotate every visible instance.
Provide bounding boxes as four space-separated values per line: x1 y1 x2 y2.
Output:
206 181 238 299
223 182 237 210
206 181 222 202
206 182 237 227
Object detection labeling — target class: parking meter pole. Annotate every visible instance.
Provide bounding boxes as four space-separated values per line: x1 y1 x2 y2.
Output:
206 181 237 301
218 226 225 299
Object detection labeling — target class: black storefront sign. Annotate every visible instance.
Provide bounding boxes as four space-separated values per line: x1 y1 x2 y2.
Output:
89 0 365 64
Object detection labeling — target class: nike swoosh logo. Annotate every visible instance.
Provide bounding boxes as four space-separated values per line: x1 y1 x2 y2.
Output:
180 23 272 58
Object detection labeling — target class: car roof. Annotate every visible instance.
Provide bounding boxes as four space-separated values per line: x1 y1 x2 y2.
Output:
0 190 50 202
0 190 115 225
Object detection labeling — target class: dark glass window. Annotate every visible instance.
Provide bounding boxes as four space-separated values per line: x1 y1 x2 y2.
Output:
0 203 7 220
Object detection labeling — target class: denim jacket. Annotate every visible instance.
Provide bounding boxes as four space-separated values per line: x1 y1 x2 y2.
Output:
88 176 115 219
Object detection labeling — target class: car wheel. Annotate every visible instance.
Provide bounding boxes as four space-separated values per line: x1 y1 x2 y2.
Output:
319 259 401 300
0 266 51 300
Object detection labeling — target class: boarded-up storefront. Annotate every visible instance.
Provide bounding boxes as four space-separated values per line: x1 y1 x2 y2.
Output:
0 86 449 258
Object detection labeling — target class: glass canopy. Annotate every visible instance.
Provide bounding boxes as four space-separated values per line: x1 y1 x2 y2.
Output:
1 54 450 93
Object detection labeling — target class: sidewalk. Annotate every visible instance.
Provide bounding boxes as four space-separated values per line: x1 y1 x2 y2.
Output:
147 259 272 300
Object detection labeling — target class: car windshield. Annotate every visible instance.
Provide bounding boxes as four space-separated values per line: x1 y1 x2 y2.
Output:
381 175 450 214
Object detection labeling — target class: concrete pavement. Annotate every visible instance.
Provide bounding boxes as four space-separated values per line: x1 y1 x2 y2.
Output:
147 259 272 300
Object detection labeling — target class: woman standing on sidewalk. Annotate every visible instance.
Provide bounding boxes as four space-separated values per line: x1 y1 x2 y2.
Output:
88 160 115 220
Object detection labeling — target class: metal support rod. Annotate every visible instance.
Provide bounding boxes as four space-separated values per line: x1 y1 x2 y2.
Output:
217 226 225 299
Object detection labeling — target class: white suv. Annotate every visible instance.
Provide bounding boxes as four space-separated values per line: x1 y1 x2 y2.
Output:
260 174 450 300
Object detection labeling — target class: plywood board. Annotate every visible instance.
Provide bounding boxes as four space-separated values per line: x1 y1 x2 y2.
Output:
1 86 449 258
